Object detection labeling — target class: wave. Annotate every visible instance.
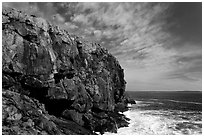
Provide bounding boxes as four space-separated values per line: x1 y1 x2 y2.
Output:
104 109 202 135
162 99 202 105
147 98 202 105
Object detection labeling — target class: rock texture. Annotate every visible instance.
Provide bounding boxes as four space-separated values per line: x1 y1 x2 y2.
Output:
2 89 93 135
2 7 130 135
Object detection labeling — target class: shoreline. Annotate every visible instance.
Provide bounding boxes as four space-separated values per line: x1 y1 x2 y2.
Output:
104 99 202 135
104 106 134 135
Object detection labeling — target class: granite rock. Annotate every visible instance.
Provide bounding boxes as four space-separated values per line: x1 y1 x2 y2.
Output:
2 7 129 135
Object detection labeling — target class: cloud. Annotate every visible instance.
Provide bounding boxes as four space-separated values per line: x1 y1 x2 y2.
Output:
3 2 42 16
72 14 89 24
165 46 202 82
52 14 65 23
4 2 201 90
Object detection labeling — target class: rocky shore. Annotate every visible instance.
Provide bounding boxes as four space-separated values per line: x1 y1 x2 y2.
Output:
2 7 134 135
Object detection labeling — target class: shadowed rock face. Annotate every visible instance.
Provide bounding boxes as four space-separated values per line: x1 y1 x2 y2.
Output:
2 7 129 135
2 89 94 135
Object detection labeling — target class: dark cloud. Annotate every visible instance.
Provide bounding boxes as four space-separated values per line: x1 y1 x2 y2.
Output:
166 2 202 46
176 54 202 64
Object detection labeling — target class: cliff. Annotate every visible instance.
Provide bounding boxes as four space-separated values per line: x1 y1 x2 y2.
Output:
2 7 131 135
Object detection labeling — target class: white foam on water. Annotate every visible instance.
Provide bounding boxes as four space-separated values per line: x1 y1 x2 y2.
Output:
135 100 143 104
104 109 202 135
105 110 169 135
127 103 132 107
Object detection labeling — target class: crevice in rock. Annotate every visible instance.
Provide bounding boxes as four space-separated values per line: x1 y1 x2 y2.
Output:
3 70 22 78
91 106 106 113
19 82 74 117
43 99 74 117
54 72 75 83
3 72 73 119
20 84 74 118
24 86 48 102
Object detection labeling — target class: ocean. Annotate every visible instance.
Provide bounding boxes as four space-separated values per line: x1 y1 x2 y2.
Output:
105 91 202 135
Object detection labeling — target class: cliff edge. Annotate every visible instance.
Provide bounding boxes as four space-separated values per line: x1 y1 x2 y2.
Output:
2 7 130 135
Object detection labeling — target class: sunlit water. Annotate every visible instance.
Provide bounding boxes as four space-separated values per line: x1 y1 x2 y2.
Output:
105 91 202 135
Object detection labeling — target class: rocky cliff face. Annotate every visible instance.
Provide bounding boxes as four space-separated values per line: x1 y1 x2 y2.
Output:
2 7 130 135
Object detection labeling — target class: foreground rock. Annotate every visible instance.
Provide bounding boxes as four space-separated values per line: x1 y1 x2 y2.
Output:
2 89 93 135
2 7 129 134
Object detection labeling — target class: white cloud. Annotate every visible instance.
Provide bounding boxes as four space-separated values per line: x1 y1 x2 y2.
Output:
65 22 78 29
53 14 65 23
72 14 89 25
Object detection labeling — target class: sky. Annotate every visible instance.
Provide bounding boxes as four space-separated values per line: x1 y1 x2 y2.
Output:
3 2 202 91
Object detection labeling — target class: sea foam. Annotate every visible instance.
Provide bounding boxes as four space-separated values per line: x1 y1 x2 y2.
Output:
104 101 202 135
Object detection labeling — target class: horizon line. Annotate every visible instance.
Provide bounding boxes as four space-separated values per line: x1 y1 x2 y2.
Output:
126 90 202 92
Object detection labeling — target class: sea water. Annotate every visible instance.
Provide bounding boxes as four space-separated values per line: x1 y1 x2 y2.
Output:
105 91 202 135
